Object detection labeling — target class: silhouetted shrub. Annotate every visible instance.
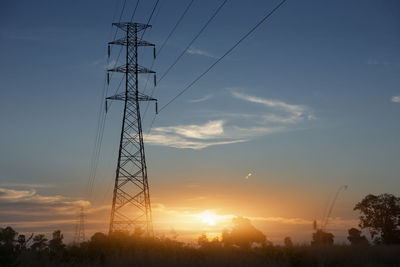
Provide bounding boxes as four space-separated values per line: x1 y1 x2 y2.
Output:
284 236 293 247
347 228 369 246
222 216 266 249
311 229 334 246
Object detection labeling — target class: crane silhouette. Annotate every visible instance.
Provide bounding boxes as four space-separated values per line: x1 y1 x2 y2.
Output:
314 185 348 231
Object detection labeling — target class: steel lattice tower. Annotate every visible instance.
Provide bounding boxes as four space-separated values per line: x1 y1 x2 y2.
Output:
74 207 86 243
106 22 157 235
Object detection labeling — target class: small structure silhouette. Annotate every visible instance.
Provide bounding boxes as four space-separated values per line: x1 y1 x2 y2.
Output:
74 207 86 244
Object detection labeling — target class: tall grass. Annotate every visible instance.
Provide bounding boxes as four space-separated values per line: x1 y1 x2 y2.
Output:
3 231 400 267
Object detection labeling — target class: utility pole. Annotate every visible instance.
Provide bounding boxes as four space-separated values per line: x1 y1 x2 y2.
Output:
106 22 157 236
74 206 86 243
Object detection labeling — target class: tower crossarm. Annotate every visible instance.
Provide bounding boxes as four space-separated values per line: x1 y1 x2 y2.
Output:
112 22 151 32
108 65 155 74
106 93 157 102
109 38 155 47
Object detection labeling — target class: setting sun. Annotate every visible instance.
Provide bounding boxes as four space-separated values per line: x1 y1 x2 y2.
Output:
195 211 220 226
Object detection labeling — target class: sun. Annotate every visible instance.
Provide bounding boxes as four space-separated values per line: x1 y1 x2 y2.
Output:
197 210 218 226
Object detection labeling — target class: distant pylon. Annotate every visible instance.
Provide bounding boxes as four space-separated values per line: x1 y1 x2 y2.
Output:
74 206 86 243
106 22 157 236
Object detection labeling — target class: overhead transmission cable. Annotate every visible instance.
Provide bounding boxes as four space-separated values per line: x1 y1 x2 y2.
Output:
143 0 228 127
157 0 228 84
144 0 229 130
158 0 195 56
86 0 134 200
158 0 289 113
146 0 289 135
142 0 196 118
140 0 160 39
129 0 140 23
108 0 135 83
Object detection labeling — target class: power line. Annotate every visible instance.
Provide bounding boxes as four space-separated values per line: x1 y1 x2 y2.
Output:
140 0 160 39
142 0 195 119
158 0 195 56
158 0 289 113
86 76 107 199
113 0 128 41
86 0 137 200
108 0 139 86
109 0 128 64
157 0 228 85
129 0 140 22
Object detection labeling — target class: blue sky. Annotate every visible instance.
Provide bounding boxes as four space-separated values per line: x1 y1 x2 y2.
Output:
0 0 399 243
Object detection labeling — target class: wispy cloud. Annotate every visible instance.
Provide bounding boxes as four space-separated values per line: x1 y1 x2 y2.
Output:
0 182 54 188
0 187 89 207
187 46 216 59
91 58 118 70
366 58 389 66
145 121 247 150
231 91 315 122
145 90 314 150
155 120 224 140
188 94 213 103
245 173 252 180
0 187 110 239
391 96 400 103
366 58 379 65
249 216 312 225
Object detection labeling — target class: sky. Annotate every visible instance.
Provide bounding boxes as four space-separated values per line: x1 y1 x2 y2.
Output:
0 0 399 244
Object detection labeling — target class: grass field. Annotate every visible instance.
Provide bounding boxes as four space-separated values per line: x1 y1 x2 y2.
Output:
2 230 400 267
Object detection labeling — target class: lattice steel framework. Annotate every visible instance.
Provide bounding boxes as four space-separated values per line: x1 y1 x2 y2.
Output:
107 22 157 235
74 207 86 243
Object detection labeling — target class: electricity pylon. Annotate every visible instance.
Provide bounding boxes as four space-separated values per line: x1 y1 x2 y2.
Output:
106 22 157 236
74 206 86 243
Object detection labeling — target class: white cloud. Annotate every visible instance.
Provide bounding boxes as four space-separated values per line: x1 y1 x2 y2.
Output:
155 120 224 140
188 94 213 103
366 59 379 65
145 90 314 150
0 182 54 188
0 187 89 207
187 46 216 58
231 91 312 122
366 58 389 66
391 96 400 103
145 132 247 150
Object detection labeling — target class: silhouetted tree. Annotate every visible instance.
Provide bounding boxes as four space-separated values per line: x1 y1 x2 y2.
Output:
49 230 65 252
347 228 369 246
198 233 209 248
354 193 400 244
0 227 18 264
197 233 221 249
31 234 48 251
16 234 26 250
284 236 293 247
222 216 266 249
222 229 232 247
169 228 179 240
0 226 17 248
16 233 33 251
311 230 334 246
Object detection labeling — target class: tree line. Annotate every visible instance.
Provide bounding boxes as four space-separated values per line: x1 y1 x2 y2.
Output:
0 193 399 266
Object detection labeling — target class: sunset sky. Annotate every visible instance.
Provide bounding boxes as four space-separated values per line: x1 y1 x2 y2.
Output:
1 0 399 244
